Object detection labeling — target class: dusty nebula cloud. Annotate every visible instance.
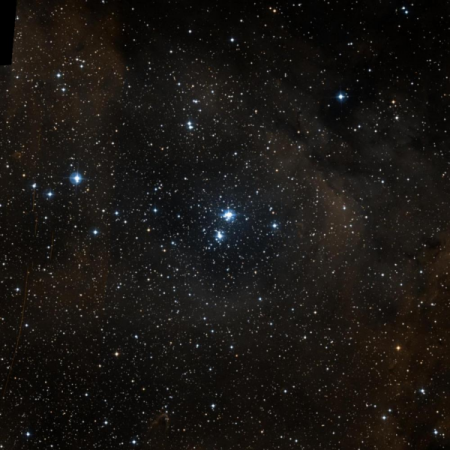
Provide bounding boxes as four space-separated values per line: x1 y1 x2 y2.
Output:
1 0 450 448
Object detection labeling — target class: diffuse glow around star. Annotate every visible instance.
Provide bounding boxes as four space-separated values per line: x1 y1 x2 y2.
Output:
70 172 83 185
222 210 235 221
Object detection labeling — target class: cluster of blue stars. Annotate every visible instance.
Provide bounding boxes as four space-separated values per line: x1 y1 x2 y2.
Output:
223 210 234 221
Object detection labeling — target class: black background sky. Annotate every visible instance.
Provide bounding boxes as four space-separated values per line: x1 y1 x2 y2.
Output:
1 0 450 448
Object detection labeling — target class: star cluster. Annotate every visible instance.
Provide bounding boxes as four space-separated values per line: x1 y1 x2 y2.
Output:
1 1 450 449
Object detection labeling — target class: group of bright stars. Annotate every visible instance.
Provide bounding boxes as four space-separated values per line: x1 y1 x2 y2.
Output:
215 210 278 242
36 173 279 240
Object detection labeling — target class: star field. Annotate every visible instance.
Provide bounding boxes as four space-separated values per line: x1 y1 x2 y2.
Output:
1 1 450 449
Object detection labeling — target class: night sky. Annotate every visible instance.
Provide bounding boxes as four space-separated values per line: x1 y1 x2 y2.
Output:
1 0 450 448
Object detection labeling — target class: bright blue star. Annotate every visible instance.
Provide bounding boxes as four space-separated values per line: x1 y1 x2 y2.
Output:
216 231 224 240
337 92 348 102
70 172 82 185
272 223 278 229
223 210 234 221
93 229 99 236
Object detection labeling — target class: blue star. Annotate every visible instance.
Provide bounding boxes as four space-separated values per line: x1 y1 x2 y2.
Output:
70 172 82 185
216 231 224 240
337 92 348 102
223 210 234 221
